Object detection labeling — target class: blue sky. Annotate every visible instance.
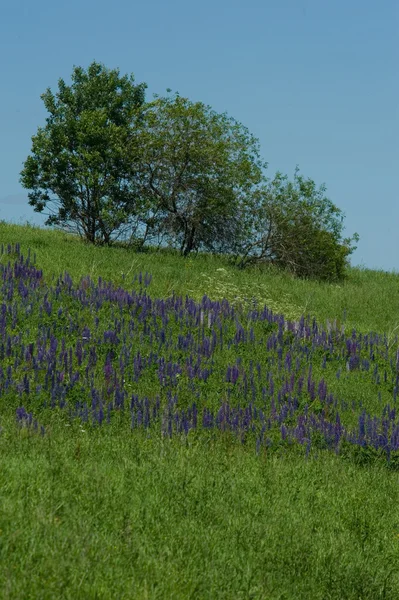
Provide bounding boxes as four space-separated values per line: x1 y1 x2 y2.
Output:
1 0 397 271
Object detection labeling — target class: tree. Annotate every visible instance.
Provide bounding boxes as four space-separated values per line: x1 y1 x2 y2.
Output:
129 92 267 256
231 168 359 281
20 61 147 244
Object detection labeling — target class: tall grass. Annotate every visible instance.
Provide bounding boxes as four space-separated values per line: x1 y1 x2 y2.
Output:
1 220 399 599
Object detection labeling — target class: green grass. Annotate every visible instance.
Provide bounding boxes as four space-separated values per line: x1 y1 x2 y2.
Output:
2 220 399 336
2 220 399 599
2 425 399 599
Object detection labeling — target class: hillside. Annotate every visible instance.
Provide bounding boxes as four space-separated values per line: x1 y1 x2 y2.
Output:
1 220 399 599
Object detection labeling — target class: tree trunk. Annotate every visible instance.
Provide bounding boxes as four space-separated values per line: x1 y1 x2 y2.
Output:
182 226 196 256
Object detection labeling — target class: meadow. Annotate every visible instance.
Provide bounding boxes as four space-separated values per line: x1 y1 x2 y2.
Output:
1 220 399 599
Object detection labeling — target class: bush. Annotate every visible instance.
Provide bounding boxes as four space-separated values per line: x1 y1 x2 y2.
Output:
272 214 352 282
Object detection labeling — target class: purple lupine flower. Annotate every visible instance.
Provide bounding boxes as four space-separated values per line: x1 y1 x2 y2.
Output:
167 411 173 437
81 403 88 422
348 355 360 371
187 402 195 429
202 408 213 428
97 403 104 426
6 336 12 358
362 359 370 371
269 377 274 397
104 354 113 383
226 365 239 384
307 365 313 393
318 379 327 402
358 411 366 445
75 340 83 366
271 399 277 420
305 439 311 458
16 407 45 434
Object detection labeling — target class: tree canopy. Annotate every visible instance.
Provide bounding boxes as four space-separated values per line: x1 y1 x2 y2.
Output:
129 92 266 255
230 168 359 281
20 61 147 244
20 61 359 282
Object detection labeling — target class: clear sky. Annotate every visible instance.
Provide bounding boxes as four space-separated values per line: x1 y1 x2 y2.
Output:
1 0 397 271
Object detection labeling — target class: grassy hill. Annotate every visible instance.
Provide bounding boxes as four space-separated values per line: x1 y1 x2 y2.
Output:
1 220 399 599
